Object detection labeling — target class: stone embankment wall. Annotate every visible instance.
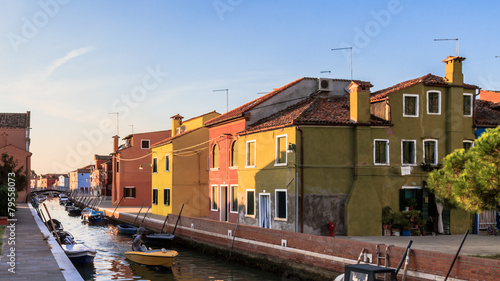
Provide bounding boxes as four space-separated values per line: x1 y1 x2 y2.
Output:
104 208 499 281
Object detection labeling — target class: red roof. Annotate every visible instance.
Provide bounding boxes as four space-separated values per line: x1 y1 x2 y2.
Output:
205 77 310 126
151 127 203 148
475 100 500 127
371 74 479 102
240 96 390 135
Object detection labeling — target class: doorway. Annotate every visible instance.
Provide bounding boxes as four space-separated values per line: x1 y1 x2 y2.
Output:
259 193 271 228
220 185 228 222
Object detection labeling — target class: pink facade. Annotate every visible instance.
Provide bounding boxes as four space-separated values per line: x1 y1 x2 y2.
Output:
206 119 245 223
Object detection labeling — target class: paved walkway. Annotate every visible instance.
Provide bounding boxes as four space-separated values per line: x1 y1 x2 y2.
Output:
0 204 82 281
88 196 500 257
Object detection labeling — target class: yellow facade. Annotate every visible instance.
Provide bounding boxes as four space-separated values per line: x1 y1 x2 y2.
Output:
151 112 220 218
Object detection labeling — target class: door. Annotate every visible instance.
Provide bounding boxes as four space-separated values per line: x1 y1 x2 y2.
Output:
259 194 271 228
220 185 228 222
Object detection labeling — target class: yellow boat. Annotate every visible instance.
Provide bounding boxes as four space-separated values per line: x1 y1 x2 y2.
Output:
124 249 178 268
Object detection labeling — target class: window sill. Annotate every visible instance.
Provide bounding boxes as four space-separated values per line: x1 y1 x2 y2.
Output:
229 166 238 170
374 163 390 166
210 168 220 171
245 166 256 169
274 163 287 167
402 115 419 118
274 218 287 222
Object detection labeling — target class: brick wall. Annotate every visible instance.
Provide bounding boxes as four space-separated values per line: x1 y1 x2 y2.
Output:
107 209 500 281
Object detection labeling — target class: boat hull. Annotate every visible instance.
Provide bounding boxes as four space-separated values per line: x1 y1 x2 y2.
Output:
125 249 178 268
117 224 138 235
62 244 97 265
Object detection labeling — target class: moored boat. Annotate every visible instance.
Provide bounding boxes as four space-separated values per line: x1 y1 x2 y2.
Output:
124 249 178 268
117 224 138 235
81 208 108 223
62 243 97 265
67 206 82 216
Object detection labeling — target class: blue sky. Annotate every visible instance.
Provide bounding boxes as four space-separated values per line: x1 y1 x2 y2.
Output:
1 0 500 173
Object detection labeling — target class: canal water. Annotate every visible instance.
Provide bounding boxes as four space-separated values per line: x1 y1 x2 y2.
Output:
43 198 283 281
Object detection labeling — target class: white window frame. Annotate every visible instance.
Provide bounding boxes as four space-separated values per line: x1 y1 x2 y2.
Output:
211 185 218 211
426 90 441 115
230 185 238 214
463 93 473 117
373 139 390 165
141 139 150 149
246 189 255 217
423 139 438 165
163 188 171 206
463 140 474 150
401 139 417 166
246 140 256 168
403 94 419 117
152 157 158 173
165 154 170 172
274 189 287 220
275 134 287 166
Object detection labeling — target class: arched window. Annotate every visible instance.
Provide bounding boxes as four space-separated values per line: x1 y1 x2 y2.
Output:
230 140 238 167
212 143 219 168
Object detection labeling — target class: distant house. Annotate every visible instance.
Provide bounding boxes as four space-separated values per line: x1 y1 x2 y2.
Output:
0 111 32 202
69 166 92 194
90 154 112 196
151 111 220 217
111 130 171 206
57 174 70 191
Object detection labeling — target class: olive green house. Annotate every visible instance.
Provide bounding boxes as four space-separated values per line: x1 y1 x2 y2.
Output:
233 56 477 236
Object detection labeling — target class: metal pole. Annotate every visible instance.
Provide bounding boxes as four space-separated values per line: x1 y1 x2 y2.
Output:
133 200 146 226
444 230 469 281
172 204 184 235
111 194 125 218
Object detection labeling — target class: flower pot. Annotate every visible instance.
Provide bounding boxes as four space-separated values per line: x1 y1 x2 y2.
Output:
402 229 410 236
382 224 391 230
392 229 400 236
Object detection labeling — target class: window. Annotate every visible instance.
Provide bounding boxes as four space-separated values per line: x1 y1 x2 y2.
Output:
403 94 419 117
212 143 219 168
246 140 256 167
230 185 238 213
401 140 416 165
164 188 170 206
423 139 438 165
427 91 441 114
116 161 119 173
246 190 255 216
230 141 238 167
374 139 389 165
463 140 474 151
152 188 158 204
463 94 473 116
165 155 170 172
211 185 218 211
275 135 287 165
124 186 136 198
152 157 158 173
275 190 287 219
141 140 150 149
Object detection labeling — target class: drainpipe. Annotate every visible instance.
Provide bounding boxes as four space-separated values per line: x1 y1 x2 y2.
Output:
296 126 304 233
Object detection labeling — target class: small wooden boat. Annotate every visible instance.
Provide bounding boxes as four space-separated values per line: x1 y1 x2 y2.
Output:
62 243 97 265
67 206 82 216
124 249 178 268
59 197 69 205
81 208 108 223
117 224 138 235
45 219 63 232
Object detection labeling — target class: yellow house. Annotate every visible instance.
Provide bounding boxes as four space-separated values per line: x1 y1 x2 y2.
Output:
151 111 220 217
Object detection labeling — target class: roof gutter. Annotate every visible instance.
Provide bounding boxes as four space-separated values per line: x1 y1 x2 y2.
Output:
296 126 304 233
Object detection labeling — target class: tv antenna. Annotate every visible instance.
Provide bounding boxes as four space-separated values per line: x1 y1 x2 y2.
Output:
331 47 353 80
434 38 459 56
320 71 331 78
213 89 229 112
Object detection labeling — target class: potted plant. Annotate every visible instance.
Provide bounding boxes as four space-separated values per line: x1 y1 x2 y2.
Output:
391 211 404 236
382 206 393 229
405 198 417 210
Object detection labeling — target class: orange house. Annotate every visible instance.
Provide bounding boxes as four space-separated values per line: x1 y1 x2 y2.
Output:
0 112 31 202
112 130 171 206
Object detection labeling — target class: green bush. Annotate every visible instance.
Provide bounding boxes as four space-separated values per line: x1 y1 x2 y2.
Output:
0 184 17 217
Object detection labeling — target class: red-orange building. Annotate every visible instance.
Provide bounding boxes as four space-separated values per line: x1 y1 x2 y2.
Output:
480 90 500 103
112 130 171 206
0 112 31 202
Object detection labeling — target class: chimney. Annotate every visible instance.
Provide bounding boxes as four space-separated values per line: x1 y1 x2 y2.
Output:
349 81 373 123
443 56 466 85
112 135 119 153
171 114 183 136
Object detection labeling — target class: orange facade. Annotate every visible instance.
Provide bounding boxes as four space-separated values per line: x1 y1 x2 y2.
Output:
112 130 171 206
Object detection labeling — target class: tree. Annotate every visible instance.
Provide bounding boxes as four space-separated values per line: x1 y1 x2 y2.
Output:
0 153 28 192
428 126 500 213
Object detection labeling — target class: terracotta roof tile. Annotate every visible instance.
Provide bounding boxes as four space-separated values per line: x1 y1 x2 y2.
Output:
371 74 479 102
151 127 203 148
240 96 390 135
475 100 500 127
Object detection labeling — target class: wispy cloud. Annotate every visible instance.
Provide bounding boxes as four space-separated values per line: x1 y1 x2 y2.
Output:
40 46 95 81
